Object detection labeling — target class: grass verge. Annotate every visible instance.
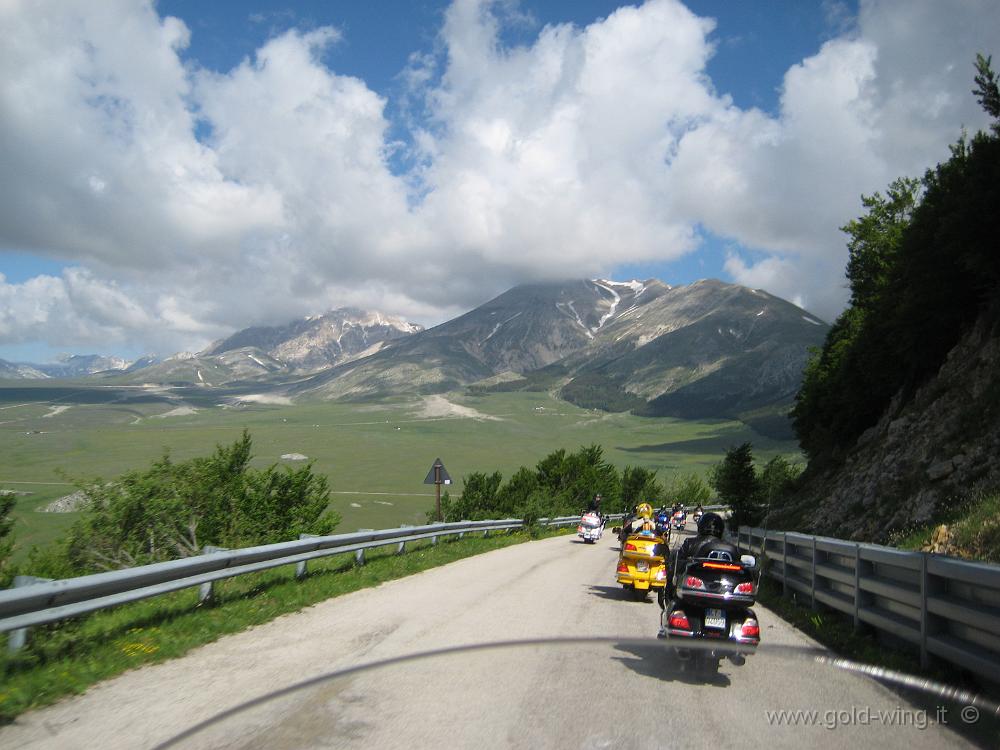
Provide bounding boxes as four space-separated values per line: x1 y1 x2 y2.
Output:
889 489 1000 563
0 526 570 723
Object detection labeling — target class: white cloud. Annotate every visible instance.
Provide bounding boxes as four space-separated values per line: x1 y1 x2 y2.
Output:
0 0 998 355
0 270 163 350
667 0 998 317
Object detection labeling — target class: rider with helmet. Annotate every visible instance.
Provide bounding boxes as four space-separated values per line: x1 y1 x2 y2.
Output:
666 511 732 598
627 502 657 534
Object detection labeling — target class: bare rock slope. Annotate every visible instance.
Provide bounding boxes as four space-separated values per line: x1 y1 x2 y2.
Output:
786 318 1000 542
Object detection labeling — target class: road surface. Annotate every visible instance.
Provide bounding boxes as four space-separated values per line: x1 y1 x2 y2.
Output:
0 526 982 749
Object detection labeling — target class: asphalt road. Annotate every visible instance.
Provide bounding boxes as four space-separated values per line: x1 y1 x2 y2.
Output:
0 526 982 749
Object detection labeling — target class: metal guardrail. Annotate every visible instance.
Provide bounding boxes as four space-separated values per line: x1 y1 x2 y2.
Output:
0 515 581 651
738 526 1000 682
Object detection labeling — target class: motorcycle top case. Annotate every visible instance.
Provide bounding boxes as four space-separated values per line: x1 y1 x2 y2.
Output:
620 534 667 562
676 559 756 610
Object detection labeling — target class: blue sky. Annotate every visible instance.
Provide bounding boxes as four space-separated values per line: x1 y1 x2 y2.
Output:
1 0 996 362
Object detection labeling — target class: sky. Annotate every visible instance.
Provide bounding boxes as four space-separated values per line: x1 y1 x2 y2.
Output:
1 0 998 363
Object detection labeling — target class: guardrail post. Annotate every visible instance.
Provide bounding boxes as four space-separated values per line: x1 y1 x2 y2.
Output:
782 532 788 597
811 536 817 610
920 552 930 669
853 543 861 631
356 530 374 565
7 575 52 654
199 546 229 603
397 525 413 555
296 534 319 579
459 521 468 540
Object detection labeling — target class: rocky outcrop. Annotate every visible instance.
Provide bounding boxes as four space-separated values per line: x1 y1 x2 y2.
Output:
922 524 957 555
790 317 1000 542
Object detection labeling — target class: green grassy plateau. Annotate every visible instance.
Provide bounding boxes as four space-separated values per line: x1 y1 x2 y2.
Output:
0 382 800 558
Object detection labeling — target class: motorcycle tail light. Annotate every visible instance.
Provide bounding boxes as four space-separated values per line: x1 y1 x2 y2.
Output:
624 543 637 552
734 582 754 595
741 619 760 638
703 562 742 571
685 576 704 589
668 611 691 630
617 561 630 574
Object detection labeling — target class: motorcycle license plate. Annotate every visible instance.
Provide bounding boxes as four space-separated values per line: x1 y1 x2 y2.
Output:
636 561 649 572
704 608 726 630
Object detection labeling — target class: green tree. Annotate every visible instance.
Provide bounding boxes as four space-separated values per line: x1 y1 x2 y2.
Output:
710 443 762 530
621 466 663 512
446 471 503 521
0 492 15 587
842 177 921 312
46 431 339 573
556 445 620 512
974 53 1000 131
794 55 1000 463
435 444 624 522
758 456 801 511
494 467 540 518
666 472 712 507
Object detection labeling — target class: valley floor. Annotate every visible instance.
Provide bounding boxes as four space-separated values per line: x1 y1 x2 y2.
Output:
0 384 800 556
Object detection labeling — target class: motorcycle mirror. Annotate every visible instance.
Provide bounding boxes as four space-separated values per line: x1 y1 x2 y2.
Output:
612 527 621 534
740 554 757 568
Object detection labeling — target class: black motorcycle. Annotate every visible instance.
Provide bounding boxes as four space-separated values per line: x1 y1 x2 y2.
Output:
659 547 760 669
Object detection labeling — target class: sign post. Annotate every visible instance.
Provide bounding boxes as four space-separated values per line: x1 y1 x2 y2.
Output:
423 458 452 522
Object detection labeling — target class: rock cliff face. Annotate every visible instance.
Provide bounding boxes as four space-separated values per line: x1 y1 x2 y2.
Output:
789 318 1000 542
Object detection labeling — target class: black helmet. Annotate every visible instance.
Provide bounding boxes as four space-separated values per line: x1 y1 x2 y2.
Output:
697 512 725 538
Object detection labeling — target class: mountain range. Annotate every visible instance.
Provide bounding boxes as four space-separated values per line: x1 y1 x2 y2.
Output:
0 279 828 433
283 279 827 433
0 353 140 379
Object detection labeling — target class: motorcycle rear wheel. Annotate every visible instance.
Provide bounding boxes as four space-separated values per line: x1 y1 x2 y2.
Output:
631 587 649 602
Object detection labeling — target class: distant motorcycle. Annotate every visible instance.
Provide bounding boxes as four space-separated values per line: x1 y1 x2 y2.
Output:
577 512 604 543
671 510 687 531
655 509 671 531
615 530 668 601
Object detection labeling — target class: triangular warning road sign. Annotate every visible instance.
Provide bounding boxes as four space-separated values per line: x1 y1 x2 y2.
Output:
423 458 452 485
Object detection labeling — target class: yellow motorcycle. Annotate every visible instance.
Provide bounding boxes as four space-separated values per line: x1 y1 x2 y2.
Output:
614 529 669 601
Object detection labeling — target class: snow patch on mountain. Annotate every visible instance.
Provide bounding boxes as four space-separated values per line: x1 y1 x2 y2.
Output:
246 353 269 369
597 278 646 295
557 301 593 339
591 281 621 332
483 312 522 342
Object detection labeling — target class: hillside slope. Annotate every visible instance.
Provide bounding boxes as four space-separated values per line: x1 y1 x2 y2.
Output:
291 280 651 399
775 317 1000 541
553 279 826 418
290 279 827 427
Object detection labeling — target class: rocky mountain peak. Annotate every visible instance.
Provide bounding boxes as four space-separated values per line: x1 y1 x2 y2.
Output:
205 307 424 372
